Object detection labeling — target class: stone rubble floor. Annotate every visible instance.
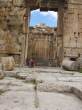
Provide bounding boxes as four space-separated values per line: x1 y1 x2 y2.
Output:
0 67 82 110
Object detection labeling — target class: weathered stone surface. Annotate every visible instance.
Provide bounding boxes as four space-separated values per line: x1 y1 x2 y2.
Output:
0 70 4 79
13 0 24 7
1 57 15 71
77 58 82 69
62 58 79 71
0 0 82 66
0 67 82 110
0 0 27 65
0 0 12 7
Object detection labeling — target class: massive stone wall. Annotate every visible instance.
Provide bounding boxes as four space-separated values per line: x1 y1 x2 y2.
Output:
63 0 82 58
0 0 25 64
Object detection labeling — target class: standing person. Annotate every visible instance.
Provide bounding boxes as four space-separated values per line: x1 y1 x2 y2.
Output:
29 58 36 68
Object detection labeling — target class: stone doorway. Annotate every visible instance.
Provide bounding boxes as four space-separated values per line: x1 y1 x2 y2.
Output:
22 0 64 66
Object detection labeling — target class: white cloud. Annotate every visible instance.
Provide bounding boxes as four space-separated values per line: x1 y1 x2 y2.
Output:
31 9 40 14
48 11 58 19
31 9 57 19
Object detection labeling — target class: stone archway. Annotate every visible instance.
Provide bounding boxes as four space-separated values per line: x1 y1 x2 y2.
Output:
23 0 65 66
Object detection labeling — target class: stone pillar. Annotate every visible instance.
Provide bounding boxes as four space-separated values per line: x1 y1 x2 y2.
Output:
25 8 30 65
57 4 64 65
57 6 63 36
21 7 30 66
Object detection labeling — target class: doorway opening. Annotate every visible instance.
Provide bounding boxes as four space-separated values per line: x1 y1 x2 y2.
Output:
30 9 58 27
27 9 58 66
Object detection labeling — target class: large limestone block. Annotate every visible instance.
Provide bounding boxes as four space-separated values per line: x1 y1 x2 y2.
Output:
13 0 24 7
1 57 15 71
62 58 79 71
0 0 12 7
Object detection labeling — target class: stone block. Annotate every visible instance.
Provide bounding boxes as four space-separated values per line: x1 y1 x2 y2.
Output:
13 0 24 7
62 58 79 71
1 57 15 71
0 0 12 7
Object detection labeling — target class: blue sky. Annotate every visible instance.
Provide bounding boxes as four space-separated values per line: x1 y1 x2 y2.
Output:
30 9 58 27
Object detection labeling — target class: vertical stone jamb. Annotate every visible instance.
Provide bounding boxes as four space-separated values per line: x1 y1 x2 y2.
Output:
57 3 64 66
22 7 30 66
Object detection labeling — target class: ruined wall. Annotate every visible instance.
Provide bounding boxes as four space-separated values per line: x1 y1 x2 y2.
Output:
63 0 82 58
0 0 25 64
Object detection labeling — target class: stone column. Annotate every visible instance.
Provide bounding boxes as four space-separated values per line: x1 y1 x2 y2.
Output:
57 4 64 65
21 7 30 66
25 8 30 65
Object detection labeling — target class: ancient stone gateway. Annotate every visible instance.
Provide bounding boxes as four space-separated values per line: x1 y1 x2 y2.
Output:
0 0 82 66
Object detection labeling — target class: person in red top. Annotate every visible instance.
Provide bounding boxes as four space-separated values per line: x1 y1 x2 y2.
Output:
29 58 36 68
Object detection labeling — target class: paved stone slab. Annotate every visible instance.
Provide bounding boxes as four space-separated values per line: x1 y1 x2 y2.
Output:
0 91 37 110
0 67 82 110
38 92 82 110
0 90 82 110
